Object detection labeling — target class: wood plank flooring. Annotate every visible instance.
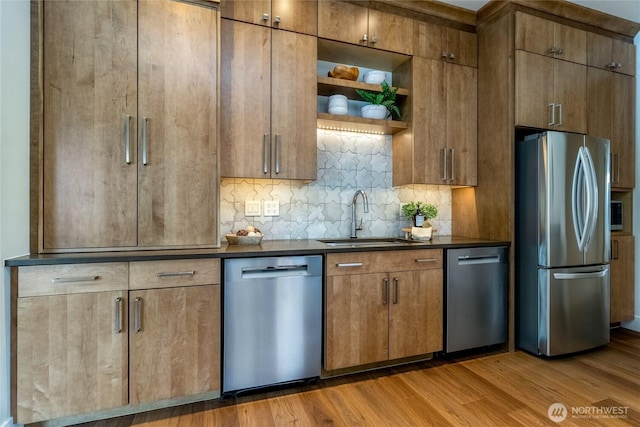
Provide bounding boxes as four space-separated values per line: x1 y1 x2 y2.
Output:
78 328 640 426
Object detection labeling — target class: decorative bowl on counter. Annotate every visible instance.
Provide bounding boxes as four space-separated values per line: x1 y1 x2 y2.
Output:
225 234 263 245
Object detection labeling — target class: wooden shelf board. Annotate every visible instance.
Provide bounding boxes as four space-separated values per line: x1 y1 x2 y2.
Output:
317 76 409 98
317 113 408 135
318 39 411 71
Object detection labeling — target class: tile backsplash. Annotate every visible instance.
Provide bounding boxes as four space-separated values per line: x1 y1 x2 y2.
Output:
220 129 452 241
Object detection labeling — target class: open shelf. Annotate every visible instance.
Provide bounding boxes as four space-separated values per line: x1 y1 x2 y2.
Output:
317 76 409 98
317 112 408 135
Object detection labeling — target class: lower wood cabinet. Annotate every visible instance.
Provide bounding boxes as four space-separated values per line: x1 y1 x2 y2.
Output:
325 250 443 371
610 235 635 323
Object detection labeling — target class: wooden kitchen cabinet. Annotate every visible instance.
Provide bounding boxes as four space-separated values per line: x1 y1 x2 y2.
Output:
610 235 635 323
221 0 317 35
587 67 635 189
393 56 477 186
13 264 129 424
318 0 413 55
221 19 317 180
129 259 221 405
413 20 477 67
515 12 587 65
515 50 587 134
325 250 443 371
588 32 635 76
39 0 219 251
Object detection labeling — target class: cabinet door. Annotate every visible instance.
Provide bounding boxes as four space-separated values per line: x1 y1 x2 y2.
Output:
612 39 636 76
612 73 635 189
367 9 413 55
515 12 554 57
42 0 137 250
137 0 219 247
388 270 443 359
515 51 554 130
271 30 318 180
447 29 477 67
588 33 636 76
272 0 317 35
610 235 635 323
413 20 447 61
220 0 271 27
325 273 389 370
586 66 612 140
446 63 477 186
411 58 446 185
220 20 271 178
318 0 367 46
553 22 586 64
553 59 587 133
129 285 221 405
16 291 128 424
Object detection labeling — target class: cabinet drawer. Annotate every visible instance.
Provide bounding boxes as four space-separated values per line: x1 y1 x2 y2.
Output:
18 263 129 297
326 249 442 276
130 259 221 289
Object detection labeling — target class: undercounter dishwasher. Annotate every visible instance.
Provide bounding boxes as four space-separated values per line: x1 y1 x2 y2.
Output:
223 256 322 394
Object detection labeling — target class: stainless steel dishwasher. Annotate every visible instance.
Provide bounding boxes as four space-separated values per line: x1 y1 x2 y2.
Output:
223 256 322 393
445 246 508 353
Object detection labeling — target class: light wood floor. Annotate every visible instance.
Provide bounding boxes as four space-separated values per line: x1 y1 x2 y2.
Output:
79 328 640 426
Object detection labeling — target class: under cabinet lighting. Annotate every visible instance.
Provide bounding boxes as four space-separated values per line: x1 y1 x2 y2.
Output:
317 125 384 135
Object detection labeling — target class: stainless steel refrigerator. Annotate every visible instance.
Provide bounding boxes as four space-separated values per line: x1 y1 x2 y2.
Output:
516 131 610 356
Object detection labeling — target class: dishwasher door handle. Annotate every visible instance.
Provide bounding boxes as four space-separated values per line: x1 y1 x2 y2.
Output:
457 255 501 265
241 265 309 278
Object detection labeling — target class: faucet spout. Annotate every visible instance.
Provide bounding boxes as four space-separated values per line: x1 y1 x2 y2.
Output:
351 190 369 238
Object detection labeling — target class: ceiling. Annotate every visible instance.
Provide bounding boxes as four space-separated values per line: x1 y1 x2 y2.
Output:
440 0 640 24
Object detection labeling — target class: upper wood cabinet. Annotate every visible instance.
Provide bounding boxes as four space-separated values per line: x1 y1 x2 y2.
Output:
39 0 219 252
220 19 317 180
393 57 477 186
587 67 635 189
14 264 129 424
318 0 413 55
610 235 635 323
515 12 587 65
515 50 587 134
413 20 477 67
588 32 635 76
220 0 317 35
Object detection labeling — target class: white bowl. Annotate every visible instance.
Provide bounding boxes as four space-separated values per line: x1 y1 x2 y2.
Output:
328 94 347 107
363 70 386 85
361 104 388 119
328 106 348 115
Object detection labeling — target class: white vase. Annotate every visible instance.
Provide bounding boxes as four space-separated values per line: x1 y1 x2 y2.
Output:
361 104 388 119
328 94 348 115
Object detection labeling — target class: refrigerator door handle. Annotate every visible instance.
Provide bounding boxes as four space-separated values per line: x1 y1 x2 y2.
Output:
582 146 599 248
572 147 589 251
553 270 608 280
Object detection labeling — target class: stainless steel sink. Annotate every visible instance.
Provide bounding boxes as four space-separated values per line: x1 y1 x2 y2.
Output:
317 238 422 247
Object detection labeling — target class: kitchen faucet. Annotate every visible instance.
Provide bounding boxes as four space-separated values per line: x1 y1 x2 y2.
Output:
351 190 369 238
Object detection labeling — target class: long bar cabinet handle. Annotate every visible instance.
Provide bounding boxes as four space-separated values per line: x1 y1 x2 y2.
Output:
548 103 556 126
125 115 131 164
556 104 563 126
51 276 99 284
450 148 455 182
336 262 363 268
134 297 142 333
157 271 195 278
442 148 447 182
114 297 123 334
393 277 399 304
275 134 281 175
415 258 438 263
382 278 388 305
142 117 148 166
263 133 269 174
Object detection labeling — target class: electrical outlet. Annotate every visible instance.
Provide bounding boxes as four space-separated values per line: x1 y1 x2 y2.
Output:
264 200 280 217
245 200 261 216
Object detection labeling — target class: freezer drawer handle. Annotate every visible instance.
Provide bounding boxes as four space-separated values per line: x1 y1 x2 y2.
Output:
457 255 500 265
336 262 364 268
553 270 607 280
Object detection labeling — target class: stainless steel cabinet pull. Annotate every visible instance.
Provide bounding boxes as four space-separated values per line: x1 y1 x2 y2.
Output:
362 34 368 42
263 133 269 174
124 115 131 164
607 62 617 69
393 277 398 304
142 117 148 166
449 53 455 60
556 48 563 54
441 51 448 59
370 36 377 44
336 262 363 268
415 258 437 263
548 103 556 126
450 148 455 182
616 62 622 69
548 47 556 54
134 297 142 332
262 13 269 21
275 134 281 175
274 15 281 23
556 104 563 126
382 278 388 305
51 276 99 284
113 297 123 334
157 271 195 278
442 148 448 182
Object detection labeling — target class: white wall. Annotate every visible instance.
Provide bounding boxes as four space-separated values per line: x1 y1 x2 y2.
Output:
0 1 30 426
625 34 640 332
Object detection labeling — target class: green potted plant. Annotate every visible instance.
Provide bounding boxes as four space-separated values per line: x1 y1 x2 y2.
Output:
355 81 401 120
401 201 438 227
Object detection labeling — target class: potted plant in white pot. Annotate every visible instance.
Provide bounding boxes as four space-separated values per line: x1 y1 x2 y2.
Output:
402 201 438 240
355 81 401 120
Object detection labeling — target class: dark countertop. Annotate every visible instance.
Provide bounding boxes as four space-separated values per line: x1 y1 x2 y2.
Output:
5 236 510 267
